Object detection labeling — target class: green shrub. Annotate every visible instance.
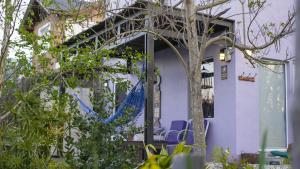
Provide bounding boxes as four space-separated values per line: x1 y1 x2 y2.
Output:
138 142 192 169
211 147 254 169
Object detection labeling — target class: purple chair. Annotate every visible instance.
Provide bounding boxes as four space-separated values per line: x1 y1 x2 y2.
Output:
163 120 188 144
162 120 188 154
179 119 210 145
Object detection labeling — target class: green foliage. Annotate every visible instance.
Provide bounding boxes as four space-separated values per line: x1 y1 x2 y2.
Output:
139 142 192 169
211 147 254 169
0 11 144 168
64 98 140 169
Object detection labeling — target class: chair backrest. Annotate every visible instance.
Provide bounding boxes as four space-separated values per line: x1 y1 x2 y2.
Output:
166 132 180 144
165 120 187 144
185 130 194 145
170 120 187 131
187 120 209 136
184 119 210 145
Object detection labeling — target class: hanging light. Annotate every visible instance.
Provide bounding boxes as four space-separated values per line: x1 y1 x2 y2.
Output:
219 48 226 61
219 48 232 62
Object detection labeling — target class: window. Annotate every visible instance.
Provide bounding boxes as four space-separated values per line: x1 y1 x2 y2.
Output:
259 62 287 149
202 60 214 118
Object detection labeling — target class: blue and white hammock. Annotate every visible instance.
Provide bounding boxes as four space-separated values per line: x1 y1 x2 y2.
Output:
72 79 144 124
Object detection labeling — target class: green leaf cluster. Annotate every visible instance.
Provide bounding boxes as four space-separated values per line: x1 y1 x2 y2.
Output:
0 18 144 168
139 142 192 169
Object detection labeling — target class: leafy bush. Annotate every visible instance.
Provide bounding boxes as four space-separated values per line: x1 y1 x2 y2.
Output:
211 147 254 169
64 98 139 169
0 28 143 168
138 142 192 169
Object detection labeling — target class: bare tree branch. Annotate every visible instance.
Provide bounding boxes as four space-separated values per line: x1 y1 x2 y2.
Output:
196 0 230 11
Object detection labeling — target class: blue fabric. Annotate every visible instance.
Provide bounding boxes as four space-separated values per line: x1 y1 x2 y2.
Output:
74 79 144 124
74 94 99 117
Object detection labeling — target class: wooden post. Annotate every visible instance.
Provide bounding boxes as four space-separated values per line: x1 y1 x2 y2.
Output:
144 33 154 147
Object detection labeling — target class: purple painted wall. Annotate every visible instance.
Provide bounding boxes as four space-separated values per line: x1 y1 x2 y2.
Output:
154 47 189 130
224 0 295 155
235 50 260 155
134 47 190 132
205 45 237 159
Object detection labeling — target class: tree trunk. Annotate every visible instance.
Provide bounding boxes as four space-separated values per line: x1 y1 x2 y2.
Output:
190 73 206 156
184 0 206 159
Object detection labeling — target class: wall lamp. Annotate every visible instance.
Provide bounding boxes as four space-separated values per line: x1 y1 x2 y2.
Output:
219 48 232 62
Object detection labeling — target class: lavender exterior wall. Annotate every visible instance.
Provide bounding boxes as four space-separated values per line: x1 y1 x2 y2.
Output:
154 47 189 130
134 47 190 130
221 0 295 155
234 50 260 154
205 45 237 159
